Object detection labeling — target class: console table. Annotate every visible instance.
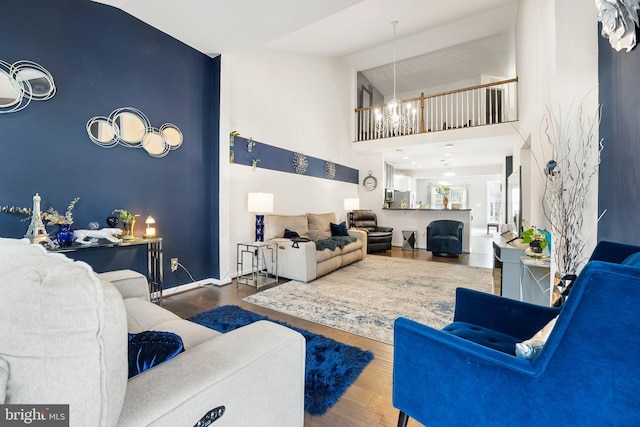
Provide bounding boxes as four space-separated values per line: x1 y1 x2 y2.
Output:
50 238 163 304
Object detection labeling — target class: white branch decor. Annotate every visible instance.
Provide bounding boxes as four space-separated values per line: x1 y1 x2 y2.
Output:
596 0 640 52
541 101 603 276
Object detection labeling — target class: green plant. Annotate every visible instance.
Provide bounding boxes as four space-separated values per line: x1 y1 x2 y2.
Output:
41 197 80 225
112 208 139 223
229 130 239 146
430 183 451 198
247 137 255 152
521 226 548 251
251 158 260 170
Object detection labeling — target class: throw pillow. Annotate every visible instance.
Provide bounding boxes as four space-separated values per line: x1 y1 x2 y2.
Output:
284 228 300 239
515 316 558 360
128 331 184 378
622 252 640 267
330 221 350 237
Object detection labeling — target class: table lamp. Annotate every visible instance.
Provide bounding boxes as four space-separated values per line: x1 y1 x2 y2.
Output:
344 198 360 228
248 192 274 242
144 215 156 238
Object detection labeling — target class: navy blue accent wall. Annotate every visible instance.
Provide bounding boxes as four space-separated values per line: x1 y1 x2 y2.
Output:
232 136 359 183
0 0 220 287
598 28 640 244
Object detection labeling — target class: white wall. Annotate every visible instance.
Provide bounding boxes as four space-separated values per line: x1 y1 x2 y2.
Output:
515 0 599 261
218 50 361 281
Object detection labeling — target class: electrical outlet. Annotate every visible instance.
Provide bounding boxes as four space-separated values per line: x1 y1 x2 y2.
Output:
171 258 178 272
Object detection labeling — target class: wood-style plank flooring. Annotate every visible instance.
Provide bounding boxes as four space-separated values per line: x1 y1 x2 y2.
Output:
162 235 494 427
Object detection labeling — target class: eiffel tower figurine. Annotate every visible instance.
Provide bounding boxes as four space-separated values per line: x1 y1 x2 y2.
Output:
24 193 52 245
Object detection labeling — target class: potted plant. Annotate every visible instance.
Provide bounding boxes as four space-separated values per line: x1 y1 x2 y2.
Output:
112 208 140 240
521 226 550 258
433 184 451 209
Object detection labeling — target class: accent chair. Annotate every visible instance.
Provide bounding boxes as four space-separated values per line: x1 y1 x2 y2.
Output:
352 209 393 253
393 240 640 426
426 219 463 256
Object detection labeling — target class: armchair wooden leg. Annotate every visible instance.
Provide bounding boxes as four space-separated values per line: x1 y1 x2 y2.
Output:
397 410 410 427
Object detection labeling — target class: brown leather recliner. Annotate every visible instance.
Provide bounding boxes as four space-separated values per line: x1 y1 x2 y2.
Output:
353 209 393 253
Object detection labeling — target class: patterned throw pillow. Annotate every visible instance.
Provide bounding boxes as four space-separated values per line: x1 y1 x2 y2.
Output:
128 331 184 378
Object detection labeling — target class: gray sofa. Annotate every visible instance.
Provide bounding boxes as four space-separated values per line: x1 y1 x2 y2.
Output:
0 238 306 427
264 212 367 282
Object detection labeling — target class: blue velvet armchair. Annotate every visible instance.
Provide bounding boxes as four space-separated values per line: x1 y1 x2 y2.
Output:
393 241 640 426
427 219 463 256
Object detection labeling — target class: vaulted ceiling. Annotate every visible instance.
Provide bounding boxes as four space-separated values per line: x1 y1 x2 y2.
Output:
92 0 521 173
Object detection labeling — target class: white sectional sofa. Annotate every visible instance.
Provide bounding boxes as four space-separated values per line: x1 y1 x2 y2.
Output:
264 212 367 282
0 238 306 427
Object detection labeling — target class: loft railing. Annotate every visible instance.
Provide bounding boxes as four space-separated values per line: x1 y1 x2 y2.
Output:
354 77 518 142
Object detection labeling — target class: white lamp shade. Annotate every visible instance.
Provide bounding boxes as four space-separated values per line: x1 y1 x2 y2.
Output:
344 198 360 211
248 192 274 213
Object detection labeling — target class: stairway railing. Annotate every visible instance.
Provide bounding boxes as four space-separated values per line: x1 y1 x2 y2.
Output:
354 77 518 142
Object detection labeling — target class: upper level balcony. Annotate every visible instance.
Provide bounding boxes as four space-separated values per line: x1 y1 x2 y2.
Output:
354 78 518 143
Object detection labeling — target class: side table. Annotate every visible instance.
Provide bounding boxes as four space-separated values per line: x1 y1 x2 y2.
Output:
236 241 278 289
402 230 417 251
520 256 551 306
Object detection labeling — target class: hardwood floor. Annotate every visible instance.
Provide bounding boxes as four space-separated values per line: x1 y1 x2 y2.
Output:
162 239 494 427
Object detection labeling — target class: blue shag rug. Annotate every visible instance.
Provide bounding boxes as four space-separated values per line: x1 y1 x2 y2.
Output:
188 305 374 416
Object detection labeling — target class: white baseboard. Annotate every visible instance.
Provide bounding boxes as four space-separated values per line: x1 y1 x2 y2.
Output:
163 277 232 297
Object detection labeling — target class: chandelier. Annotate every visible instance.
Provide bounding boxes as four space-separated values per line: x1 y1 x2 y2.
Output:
375 21 415 137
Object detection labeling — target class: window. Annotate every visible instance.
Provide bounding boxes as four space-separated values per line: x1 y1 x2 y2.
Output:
431 185 467 209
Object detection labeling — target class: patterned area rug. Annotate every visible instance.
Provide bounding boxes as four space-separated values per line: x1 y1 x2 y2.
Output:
244 256 493 345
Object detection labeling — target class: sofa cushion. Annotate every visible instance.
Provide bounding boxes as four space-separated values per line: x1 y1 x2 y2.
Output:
265 215 309 241
128 331 184 378
123 298 220 349
442 322 520 355
307 212 336 234
330 221 350 236
316 247 341 262
0 239 128 427
341 239 363 254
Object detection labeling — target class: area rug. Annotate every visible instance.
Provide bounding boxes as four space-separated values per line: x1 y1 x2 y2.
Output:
244 256 493 345
188 305 374 416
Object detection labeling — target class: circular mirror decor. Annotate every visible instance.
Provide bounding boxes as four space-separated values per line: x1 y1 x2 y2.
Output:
142 128 170 158
86 117 119 148
11 60 56 100
109 108 151 147
160 123 183 149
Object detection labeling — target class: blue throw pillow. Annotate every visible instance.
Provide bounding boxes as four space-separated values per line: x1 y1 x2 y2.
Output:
622 252 640 267
330 221 350 237
284 228 300 238
128 331 184 378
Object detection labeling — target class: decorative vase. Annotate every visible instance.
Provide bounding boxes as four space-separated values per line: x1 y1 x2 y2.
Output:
106 216 119 228
123 220 135 240
443 197 449 209
56 223 74 247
